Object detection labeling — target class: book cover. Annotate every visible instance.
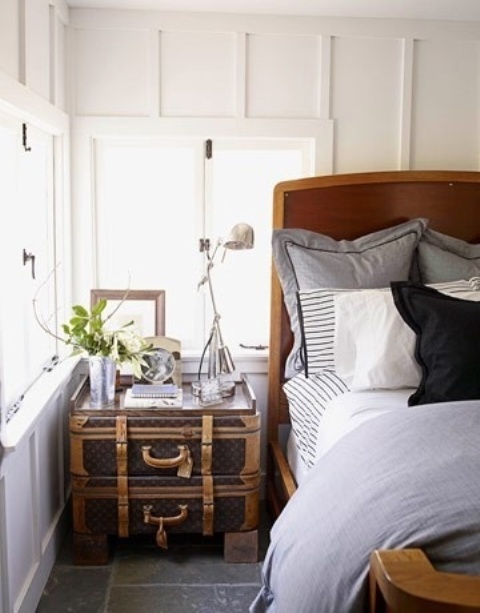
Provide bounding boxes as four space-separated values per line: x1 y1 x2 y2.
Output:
131 383 178 398
124 388 183 409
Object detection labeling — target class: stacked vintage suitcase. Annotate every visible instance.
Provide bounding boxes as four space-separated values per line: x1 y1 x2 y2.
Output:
69 374 261 564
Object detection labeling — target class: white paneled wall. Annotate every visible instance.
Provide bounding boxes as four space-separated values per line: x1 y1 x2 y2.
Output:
0 2 70 613
160 31 236 116
53 15 68 110
246 33 321 118
0 367 78 613
0 0 19 80
24 0 51 100
69 11 480 175
74 27 151 116
411 39 480 170
331 36 403 172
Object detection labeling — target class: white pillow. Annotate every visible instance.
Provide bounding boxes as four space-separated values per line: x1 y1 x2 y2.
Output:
297 277 480 379
334 289 419 390
334 282 480 391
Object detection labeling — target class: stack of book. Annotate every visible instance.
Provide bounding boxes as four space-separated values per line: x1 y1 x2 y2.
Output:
124 383 183 409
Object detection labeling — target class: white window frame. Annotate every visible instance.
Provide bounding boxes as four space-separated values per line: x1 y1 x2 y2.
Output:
71 118 334 373
89 134 315 359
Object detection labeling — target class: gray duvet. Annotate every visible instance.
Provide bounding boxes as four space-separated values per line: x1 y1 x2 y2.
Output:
250 401 480 613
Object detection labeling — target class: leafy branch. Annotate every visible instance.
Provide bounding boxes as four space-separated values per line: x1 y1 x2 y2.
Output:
33 271 154 378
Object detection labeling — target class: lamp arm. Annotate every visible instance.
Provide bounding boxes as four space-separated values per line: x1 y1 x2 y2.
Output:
196 233 239 383
194 223 253 390
206 261 220 320
197 325 214 381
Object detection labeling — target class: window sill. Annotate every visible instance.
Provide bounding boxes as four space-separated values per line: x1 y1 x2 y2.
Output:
181 350 268 376
1 356 80 451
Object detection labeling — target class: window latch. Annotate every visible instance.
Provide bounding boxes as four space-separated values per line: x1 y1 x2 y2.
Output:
22 123 31 152
199 238 210 253
23 249 36 279
240 343 268 350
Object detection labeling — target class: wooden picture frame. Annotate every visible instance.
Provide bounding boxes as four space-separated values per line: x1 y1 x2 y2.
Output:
90 289 166 337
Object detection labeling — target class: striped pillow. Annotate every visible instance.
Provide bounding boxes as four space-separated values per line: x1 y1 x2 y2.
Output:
283 370 348 469
297 278 480 378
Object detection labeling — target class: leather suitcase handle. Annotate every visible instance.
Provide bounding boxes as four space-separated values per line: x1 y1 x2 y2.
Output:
143 504 188 549
141 444 192 478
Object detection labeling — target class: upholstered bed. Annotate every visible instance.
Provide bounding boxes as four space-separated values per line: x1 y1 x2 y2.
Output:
250 171 480 613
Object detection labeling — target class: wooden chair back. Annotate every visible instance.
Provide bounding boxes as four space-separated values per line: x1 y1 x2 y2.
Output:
370 549 480 613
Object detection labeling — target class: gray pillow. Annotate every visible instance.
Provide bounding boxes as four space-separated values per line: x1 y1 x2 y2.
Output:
417 229 480 283
272 218 428 378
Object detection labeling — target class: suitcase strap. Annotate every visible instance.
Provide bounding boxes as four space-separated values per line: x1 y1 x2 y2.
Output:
116 415 129 537
202 415 214 535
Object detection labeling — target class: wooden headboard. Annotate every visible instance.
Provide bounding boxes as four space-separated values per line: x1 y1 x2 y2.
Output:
267 170 480 499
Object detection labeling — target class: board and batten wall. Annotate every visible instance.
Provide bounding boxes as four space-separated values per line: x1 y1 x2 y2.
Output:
69 10 480 317
0 2 72 613
69 11 480 173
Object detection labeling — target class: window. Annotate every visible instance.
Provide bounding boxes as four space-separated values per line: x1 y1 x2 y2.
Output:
207 140 311 349
94 137 313 355
0 119 57 422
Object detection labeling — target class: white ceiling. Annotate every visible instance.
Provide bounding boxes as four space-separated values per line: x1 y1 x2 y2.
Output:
65 0 480 22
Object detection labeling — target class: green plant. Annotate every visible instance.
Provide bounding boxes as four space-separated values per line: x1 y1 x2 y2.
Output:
61 299 153 378
34 281 154 379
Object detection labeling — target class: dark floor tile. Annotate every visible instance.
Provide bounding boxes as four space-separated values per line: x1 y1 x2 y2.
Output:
107 584 261 613
36 501 272 612
36 566 111 613
112 544 263 585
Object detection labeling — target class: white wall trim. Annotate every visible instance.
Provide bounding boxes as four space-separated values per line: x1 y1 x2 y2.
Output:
319 35 331 119
399 37 414 168
69 9 480 42
0 68 68 133
0 356 79 450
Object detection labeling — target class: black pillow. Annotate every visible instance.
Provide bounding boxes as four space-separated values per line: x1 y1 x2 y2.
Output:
391 281 480 406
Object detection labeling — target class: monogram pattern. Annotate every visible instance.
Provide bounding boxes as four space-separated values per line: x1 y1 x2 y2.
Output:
81 492 255 535
72 408 260 544
76 418 258 477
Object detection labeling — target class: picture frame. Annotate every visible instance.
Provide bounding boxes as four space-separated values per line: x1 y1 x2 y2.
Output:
142 336 182 387
90 289 166 337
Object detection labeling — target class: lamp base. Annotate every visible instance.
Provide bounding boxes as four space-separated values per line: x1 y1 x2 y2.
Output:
191 378 236 398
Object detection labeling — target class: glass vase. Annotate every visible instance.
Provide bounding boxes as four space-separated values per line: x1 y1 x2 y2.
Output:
89 356 116 408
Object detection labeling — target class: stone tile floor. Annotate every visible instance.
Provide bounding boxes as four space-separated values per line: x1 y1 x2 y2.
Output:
37 504 272 613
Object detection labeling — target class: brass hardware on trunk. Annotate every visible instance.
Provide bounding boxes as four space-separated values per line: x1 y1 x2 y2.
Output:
141 444 193 478
202 415 215 535
116 416 129 537
143 504 189 549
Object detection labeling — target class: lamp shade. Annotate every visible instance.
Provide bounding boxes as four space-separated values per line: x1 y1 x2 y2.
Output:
223 223 254 250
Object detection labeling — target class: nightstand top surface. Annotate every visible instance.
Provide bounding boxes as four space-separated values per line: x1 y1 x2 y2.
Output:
70 374 256 417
